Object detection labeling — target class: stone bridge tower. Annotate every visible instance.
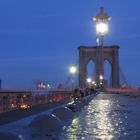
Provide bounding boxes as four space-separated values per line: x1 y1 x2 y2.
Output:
78 45 120 88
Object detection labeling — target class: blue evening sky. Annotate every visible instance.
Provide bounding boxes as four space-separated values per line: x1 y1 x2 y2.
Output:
0 0 140 89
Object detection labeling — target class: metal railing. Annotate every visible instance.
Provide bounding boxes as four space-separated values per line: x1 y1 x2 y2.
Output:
0 90 75 114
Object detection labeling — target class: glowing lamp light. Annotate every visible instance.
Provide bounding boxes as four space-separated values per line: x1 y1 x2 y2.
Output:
93 7 111 37
47 84 51 88
87 78 92 83
92 81 95 85
99 75 103 80
69 65 77 74
69 64 77 89
96 22 108 36
100 82 103 85
20 103 30 109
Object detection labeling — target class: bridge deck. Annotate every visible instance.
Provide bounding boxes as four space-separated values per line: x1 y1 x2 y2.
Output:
0 99 70 125
0 92 140 140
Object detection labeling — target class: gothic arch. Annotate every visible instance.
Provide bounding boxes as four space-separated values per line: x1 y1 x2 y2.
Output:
86 59 96 80
104 59 112 87
78 45 120 88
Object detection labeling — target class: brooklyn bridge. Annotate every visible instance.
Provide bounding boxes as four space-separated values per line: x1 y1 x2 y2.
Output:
0 4 140 140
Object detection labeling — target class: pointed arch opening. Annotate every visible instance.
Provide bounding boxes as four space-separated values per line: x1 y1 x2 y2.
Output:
86 59 96 81
104 60 112 87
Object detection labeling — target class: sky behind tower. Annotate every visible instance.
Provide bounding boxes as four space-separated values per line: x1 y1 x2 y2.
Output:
0 0 140 89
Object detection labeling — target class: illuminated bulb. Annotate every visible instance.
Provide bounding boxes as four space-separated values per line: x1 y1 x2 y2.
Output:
99 75 103 80
70 65 77 74
87 78 92 83
92 81 95 84
96 22 108 36
100 82 103 85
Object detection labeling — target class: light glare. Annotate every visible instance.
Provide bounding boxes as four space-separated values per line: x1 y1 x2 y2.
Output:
87 78 92 83
70 65 77 74
99 75 103 80
96 22 108 36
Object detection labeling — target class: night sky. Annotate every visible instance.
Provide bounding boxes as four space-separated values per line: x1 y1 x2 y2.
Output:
0 0 140 89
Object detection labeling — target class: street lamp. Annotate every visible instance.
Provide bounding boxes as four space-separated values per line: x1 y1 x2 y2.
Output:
93 7 111 87
86 78 92 83
70 65 77 74
93 6 111 45
69 65 77 89
92 80 95 85
92 81 97 89
99 75 103 80
100 82 103 85
86 78 92 87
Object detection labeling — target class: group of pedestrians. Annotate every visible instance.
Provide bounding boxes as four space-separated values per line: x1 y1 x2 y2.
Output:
73 86 96 100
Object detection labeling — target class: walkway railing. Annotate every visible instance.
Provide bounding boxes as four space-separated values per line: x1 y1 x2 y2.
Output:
106 88 140 94
0 90 75 114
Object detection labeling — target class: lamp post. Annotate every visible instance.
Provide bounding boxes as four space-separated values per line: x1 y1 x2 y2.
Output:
99 75 103 80
87 78 92 83
93 7 111 86
86 78 92 87
69 65 77 89
99 75 103 88
93 7 111 46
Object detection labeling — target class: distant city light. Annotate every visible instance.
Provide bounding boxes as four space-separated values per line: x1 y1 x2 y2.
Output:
20 103 30 109
37 82 46 89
